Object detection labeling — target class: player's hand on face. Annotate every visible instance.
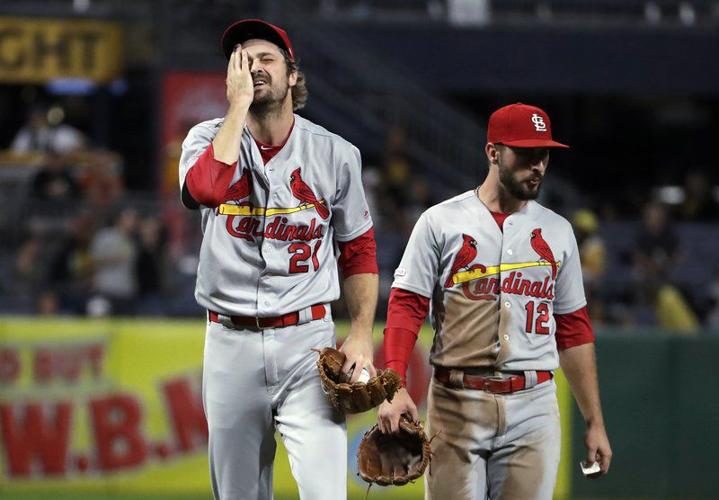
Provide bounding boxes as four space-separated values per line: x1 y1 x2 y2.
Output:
584 422 612 477
377 388 419 434
339 329 377 383
226 45 254 107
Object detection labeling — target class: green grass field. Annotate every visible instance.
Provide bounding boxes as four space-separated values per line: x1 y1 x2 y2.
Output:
0 494 377 500
0 496 209 500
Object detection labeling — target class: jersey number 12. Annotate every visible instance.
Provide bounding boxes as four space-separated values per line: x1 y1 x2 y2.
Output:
524 301 550 335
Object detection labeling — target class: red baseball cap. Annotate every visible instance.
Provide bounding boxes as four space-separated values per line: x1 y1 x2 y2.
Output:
487 103 569 149
221 19 295 61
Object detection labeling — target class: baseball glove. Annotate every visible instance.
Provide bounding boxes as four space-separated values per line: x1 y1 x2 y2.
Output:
357 416 431 486
315 347 402 414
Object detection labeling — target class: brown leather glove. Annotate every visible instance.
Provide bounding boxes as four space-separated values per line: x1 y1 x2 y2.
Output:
357 415 431 486
316 347 402 414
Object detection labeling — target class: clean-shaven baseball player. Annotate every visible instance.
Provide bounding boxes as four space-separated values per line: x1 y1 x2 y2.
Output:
179 19 379 500
377 103 612 499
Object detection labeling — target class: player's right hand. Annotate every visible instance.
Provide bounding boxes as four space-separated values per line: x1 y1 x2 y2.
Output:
584 421 612 477
226 44 254 108
377 387 419 434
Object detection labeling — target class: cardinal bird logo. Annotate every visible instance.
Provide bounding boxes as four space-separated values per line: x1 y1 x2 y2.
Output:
445 234 482 288
530 228 557 279
224 167 253 204
289 167 329 219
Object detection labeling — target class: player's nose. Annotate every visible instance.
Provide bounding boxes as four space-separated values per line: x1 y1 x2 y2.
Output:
531 160 547 173
529 154 548 173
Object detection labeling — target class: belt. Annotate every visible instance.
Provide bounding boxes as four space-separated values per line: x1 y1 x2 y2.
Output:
208 304 327 330
434 367 552 394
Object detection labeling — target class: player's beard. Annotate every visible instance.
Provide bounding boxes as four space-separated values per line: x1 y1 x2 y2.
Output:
249 75 291 117
498 161 542 200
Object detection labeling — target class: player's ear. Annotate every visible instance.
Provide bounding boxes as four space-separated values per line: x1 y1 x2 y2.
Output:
288 69 298 87
485 143 499 166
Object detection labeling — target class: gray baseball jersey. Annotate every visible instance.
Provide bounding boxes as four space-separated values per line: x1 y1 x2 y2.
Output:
179 115 373 316
392 190 585 372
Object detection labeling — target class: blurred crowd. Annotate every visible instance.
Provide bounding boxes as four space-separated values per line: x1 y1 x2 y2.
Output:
2 105 719 335
0 103 199 317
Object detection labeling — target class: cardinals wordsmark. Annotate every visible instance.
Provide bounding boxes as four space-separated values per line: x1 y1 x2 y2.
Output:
224 167 253 203
445 234 482 288
530 228 557 279
289 167 329 219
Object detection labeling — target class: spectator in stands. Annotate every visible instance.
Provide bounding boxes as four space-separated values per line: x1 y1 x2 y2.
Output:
77 150 124 206
655 285 699 335
11 105 86 155
47 212 96 314
633 201 680 287
30 149 81 201
37 291 59 315
383 125 412 208
632 201 699 334
574 209 606 283
572 208 606 323
706 266 719 330
89 208 139 315
675 170 719 222
135 215 167 312
12 233 46 309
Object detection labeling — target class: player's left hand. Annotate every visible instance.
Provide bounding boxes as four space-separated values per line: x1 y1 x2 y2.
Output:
584 422 612 477
339 329 377 383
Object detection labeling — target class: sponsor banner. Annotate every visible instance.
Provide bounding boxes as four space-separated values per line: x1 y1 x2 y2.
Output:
0 318 208 495
159 71 226 194
0 318 570 498
0 17 122 83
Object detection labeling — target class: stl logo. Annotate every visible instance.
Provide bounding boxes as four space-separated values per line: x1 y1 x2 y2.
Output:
531 113 547 132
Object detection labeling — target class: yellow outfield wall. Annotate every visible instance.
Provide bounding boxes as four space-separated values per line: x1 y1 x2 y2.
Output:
0 317 571 498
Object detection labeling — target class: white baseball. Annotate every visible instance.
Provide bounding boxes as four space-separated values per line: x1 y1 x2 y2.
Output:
580 461 601 476
346 367 371 383
357 368 370 383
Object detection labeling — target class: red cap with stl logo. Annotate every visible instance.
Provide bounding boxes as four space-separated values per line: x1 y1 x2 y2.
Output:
487 103 569 149
221 19 295 61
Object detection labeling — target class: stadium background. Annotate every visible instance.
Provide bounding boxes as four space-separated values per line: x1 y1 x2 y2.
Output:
1 1 718 499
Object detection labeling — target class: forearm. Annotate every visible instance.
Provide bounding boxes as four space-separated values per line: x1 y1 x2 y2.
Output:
343 273 378 337
212 102 251 164
559 343 605 426
383 288 430 381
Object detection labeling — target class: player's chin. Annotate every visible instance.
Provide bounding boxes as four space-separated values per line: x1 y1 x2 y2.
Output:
524 181 542 198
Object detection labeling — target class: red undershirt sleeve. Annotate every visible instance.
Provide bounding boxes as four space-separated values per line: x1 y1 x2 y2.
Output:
383 287 430 383
554 306 595 351
337 227 379 278
184 143 237 208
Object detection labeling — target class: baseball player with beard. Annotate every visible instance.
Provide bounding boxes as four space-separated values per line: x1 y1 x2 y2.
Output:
178 19 379 500
377 103 612 499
